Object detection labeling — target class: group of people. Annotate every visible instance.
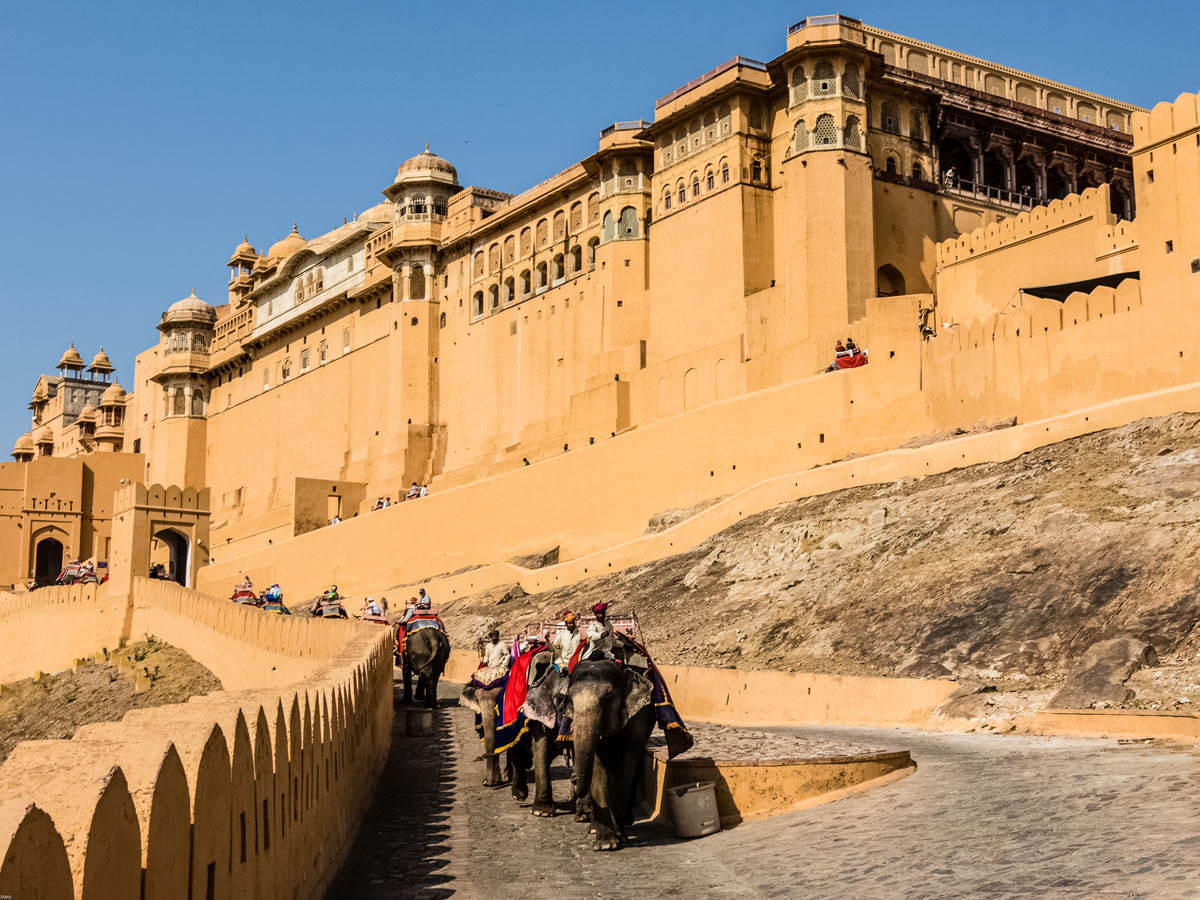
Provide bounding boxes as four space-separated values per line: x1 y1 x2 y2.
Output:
368 483 429 513
826 338 868 372
480 602 618 672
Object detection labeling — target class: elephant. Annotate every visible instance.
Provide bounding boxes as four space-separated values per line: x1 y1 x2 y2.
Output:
400 626 450 708
460 647 565 804
567 658 655 851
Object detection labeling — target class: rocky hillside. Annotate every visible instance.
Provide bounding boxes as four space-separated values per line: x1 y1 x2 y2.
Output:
444 413 1200 710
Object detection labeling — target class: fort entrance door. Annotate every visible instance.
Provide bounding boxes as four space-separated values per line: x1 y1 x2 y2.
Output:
34 537 63 584
153 528 190 586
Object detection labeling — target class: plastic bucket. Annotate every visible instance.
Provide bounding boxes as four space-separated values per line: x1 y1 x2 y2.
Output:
667 781 721 838
405 708 434 736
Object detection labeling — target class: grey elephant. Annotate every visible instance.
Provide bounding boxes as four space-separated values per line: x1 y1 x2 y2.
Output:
567 658 656 851
399 625 450 708
461 667 534 797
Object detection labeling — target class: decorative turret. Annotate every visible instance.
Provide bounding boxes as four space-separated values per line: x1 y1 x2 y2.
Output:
56 343 84 376
11 432 34 462
227 236 260 306
34 426 54 457
86 347 114 381
95 381 126 451
383 146 459 217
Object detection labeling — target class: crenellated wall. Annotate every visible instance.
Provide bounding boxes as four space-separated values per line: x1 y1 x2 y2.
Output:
0 577 394 900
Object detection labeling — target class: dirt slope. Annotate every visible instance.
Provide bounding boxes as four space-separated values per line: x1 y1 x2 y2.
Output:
444 412 1200 707
0 638 222 763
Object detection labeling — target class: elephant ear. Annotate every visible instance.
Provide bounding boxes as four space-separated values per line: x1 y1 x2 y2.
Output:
620 669 653 727
460 682 485 715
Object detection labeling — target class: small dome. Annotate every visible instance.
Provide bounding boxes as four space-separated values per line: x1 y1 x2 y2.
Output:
35 426 53 444
268 222 307 259
88 347 114 372
76 405 96 423
12 432 33 454
394 146 458 183
228 235 258 266
163 291 217 325
57 343 84 369
99 381 127 406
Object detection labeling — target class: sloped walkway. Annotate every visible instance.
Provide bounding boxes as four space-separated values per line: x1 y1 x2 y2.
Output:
327 683 1200 899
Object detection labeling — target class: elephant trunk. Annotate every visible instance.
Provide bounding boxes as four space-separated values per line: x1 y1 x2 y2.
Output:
571 689 602 815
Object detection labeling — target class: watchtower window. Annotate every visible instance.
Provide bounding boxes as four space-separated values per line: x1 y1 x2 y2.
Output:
843 115 861 150
617 206 639 239
842 65 860 99
813 114 837 146
882 101 900 135
812 59 835 96
909 107 923 142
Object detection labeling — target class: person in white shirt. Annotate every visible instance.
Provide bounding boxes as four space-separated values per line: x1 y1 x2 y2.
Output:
552 611 583 669
363 597 383 617
482 629 511 670
585 602 615 660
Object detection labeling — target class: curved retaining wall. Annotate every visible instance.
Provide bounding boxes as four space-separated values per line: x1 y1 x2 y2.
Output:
0 578 394 900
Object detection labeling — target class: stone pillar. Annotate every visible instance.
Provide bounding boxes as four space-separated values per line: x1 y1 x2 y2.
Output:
423 264 434 301
401 263 412 302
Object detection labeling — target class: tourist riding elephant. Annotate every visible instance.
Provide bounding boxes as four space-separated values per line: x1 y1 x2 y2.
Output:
567 658 655 851
401 626 451 708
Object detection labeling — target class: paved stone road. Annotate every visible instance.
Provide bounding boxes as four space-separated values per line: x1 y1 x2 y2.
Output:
327 684 1200 899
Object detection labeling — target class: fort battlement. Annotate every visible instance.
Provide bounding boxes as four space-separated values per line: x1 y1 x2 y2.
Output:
936 186 1120 266
0 577 393 900
1133 90 1200 150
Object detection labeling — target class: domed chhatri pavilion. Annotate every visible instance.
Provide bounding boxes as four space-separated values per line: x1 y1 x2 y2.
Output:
2 12 1199 600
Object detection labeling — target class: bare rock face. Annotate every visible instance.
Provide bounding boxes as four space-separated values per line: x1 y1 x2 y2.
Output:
509 547 559 569
1048 638 1159 709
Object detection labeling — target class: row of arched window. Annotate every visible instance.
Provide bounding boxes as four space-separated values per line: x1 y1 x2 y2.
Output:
470 238 603 318
473 193 602 280
789 59 861 106
165 386 205 417
293 268 325 304
791 114 863 154
879 100 924 142
662 159 732 211
658 103 735 167
167 331 209 353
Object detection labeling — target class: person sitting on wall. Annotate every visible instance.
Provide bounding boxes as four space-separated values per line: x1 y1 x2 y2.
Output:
418 484 429 498
372 497 385 511
407 482 420 500
383 497 392 508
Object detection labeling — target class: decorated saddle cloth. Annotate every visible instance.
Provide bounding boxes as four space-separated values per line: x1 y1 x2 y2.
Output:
472 647 538 753
400 614 448 659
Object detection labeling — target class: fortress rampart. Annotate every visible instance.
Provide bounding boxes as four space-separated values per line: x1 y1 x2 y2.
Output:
0 578 394 900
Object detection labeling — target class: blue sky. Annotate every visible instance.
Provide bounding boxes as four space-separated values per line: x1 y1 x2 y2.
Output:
0 0 1194 445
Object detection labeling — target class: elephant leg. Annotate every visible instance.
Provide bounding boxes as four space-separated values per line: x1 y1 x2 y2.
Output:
509 737 531 802
607 707 655 835
425 670 439 709
530 723 555 817
481 699 504 787
402 660 414 705
588 757 620 851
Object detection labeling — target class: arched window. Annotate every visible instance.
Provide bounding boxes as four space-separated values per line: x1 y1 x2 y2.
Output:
718 103 731 135
472 291 484 317
439 312 447 328
300 348 310 372
191 389 204 416
601 211 615 243
843 65 860 99
688 119 701 148
570 246 582 273
282 359 292 381
319 341 328 364
409 266 426 300
790 64 807 105
877 264 905 297
705 168 714 190
503 235 516 264
172 389 185 416
812 59 835 96
536 261 548 290
792 120 809 154
721 161 730 184
503 276 514 304
587 192 600 224
191 333 207 352
552 254 565 282
618 206 639 239
912 162 924 181
552 210 566 240
664 188 673 211
675 127 687 156
473 251 484 278
909 107 923 142
172 331 188 351
618 159 638 191
520 269 531 296
488 243 500 274
569 202 582 231
587 237 599 270
843 115 861 150
885 156 898 175
535 219 548 248
410 194 427 214
691 175 700 198
488 284 499 310
703 109 716 140
881 101 900 135
814 114 837 146
519 227 532 257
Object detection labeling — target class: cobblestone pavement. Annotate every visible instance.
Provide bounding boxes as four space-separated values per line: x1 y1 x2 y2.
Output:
327 684 1200 899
